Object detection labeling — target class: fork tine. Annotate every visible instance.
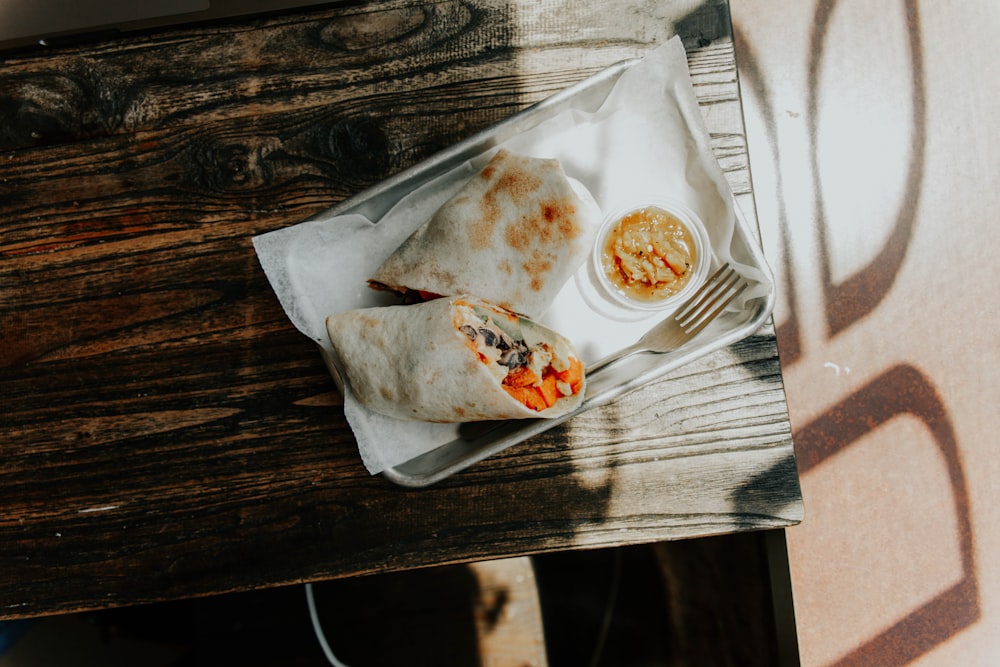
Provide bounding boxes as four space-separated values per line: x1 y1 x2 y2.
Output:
682 279 748 337
675 264 747 334
675 264 735 323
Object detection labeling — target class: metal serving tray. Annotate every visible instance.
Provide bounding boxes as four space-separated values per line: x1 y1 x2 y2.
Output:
320 59 775 487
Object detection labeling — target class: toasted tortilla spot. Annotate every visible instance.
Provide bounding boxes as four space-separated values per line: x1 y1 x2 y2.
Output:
504 219 529 250
504 198 580 252
354 313 383 340
471 157 545 250
522 251 554 291
380 387 396 401
428 268 457 287
494 168 543 202
469 193 502 249
543 201 580 239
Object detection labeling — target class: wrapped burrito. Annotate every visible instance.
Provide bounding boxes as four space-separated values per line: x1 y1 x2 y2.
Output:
369 150 602 319
326 296 586 422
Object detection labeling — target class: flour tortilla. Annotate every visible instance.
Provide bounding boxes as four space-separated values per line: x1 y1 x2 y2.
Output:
369 150 601 319
325 296 585 422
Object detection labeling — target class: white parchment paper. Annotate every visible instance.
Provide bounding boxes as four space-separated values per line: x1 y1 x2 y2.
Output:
252 37 770 475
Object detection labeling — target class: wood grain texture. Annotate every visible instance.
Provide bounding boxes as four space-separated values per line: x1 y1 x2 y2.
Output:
0 0 801 619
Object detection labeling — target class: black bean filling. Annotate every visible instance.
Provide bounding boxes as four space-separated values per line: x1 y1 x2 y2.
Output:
461 324 529 369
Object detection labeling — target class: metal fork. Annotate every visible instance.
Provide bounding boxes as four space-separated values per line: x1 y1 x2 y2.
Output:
587 263 749 375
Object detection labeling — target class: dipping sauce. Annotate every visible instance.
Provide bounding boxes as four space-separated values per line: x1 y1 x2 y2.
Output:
600 205 697 303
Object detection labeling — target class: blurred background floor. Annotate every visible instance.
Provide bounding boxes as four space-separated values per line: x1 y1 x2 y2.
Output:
731 0 999 665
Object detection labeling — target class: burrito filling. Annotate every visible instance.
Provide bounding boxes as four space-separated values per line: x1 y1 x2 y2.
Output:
367 283 444 304
454 302 584 412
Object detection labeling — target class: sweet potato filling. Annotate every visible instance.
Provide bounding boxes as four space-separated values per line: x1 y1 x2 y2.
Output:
456 302 583 412
501 357 584 412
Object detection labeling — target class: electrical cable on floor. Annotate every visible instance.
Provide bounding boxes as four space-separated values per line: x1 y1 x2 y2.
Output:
587 548 623 667
305 583 352 667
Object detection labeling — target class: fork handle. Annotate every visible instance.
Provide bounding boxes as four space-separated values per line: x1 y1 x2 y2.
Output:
586 343 645 376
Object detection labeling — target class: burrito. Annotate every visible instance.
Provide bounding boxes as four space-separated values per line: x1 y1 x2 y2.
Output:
326 296 586 422
369 150 601 319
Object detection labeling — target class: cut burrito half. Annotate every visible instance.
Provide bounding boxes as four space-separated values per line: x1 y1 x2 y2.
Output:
326 295 586 423
369 149 601 319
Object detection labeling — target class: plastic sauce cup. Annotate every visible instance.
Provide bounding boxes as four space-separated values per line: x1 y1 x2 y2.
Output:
585 199 712 321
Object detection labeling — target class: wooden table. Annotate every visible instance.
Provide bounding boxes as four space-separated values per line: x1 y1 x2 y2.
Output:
0 0 802 620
